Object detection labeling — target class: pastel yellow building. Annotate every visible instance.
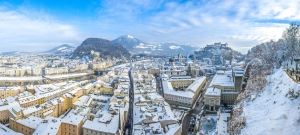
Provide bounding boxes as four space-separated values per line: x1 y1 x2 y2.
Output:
18 95 39 108
32 116 62 135
16 69 26 77
26 85 35 95
0 101 20 124
0 86 23 98
37 97 45 105
10 116 43 135
8 106 23 121
63 88 83 110
60 109 85 135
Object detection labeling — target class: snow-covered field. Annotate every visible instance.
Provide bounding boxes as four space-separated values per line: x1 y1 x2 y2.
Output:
241 68 300 134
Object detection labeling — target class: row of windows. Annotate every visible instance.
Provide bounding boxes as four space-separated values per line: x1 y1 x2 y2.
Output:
84 129 114 135
64 132 75 135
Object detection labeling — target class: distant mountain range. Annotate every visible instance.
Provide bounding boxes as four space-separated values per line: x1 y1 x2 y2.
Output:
73 38 131 59
0 51 35 55
112 35 199 55
0 51 18 55
2 35 242 58
46 44 75 54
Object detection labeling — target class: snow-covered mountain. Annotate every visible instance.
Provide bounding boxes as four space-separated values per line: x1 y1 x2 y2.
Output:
112 35 199 55
112 35 142 49
47 44 75 54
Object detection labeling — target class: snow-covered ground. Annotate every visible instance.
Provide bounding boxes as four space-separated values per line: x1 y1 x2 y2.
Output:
216 113 230 135
241 68 300 134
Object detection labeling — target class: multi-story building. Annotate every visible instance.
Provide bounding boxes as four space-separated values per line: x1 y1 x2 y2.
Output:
0 86 23 98
8 106 23 121
92 62 106 70
15 68 26 77
5 69 16 76
133 89 181 135
45 67 68 75
18 95 39 108
22 105 43 118
204 69 244 112
82 83 93 95
162 76 206 108
60 107 88 135
32 116 62 135
32 67 42 76
204 87 221 112
93 81 114 95
82 96 129 135
62 88 83 109
10 116 43 135
0 122 22 135
0 101 20 124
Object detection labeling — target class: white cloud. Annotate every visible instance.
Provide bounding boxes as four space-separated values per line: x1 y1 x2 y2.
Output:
0 7 82 52
1 0 299 54
103 0 294 53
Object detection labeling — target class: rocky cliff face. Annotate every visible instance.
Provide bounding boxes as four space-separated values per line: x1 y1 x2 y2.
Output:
73 38 131 59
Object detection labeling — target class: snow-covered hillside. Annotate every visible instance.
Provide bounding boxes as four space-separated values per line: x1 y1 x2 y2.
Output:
241 68 300 134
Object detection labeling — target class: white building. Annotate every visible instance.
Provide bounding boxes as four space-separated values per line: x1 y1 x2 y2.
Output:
162 76 206 108
204 69 243 112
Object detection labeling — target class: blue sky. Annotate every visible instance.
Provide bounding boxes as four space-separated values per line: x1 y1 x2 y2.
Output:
0 0 299 53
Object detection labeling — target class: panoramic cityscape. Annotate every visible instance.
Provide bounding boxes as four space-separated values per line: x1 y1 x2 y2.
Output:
0 0 300 135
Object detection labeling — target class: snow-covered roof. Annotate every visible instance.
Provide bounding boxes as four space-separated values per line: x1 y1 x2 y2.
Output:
73 95 93 107
205 87 221 96
16 116 43 129
32 116 62 135
22 105 42 115
210 74 234 87
0 101 19 112
83 116 119 134
162 77 206 98
133 100 176 125
82 96 128 134
0 123 22 135
61 109 85 125
161 74 168 78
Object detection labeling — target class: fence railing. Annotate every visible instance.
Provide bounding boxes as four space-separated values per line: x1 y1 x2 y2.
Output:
285 69 299 83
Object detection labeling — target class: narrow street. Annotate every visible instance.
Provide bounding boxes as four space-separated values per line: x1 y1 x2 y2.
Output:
155 75 164 97
182 107 203 135
124 68 133 135
182 76 212 135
